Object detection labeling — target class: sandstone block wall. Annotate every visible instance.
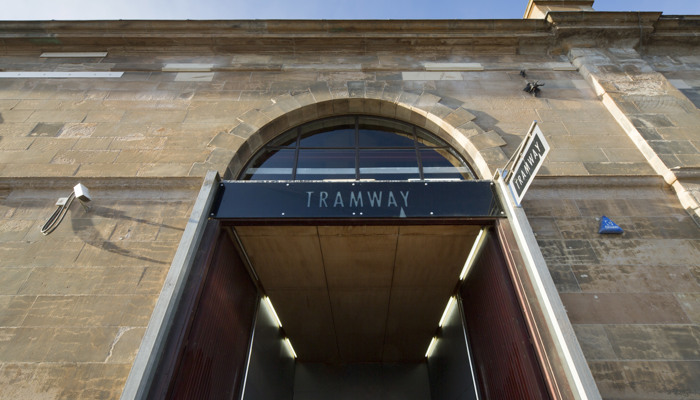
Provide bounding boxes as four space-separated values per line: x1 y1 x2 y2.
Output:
0 14 698 399
0 179 196 399
524 178 700 399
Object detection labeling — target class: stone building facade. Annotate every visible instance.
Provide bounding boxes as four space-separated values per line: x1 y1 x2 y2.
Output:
0 0 698 398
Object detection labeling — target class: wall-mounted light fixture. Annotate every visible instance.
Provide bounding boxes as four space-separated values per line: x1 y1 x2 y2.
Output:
40 183 92 235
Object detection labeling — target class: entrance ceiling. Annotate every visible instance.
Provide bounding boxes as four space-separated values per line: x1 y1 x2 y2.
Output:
234 224 481 363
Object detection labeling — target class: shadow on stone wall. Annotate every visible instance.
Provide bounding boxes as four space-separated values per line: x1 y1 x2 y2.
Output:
70 205 180 265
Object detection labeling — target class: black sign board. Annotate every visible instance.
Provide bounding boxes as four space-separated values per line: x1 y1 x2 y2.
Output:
507 124 550 203
211 181 502 220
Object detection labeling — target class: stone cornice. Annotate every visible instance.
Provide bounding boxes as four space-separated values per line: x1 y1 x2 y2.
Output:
545 11 662 51
0 13 697 54
0 19 549 41
0 19 554 54
648 15 700 48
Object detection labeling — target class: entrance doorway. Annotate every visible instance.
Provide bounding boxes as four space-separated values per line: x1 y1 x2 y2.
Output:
143 113 553 399
152 217 551 400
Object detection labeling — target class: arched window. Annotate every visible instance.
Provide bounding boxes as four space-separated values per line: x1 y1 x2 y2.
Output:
240 115 476 181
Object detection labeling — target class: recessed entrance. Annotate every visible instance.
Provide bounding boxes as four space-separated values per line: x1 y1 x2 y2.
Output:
234 224 482 363
154 217 552 399
145 177 555 399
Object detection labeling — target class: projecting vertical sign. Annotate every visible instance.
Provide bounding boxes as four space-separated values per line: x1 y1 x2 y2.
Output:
507 123 550 204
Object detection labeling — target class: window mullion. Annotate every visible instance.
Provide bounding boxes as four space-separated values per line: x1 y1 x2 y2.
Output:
292 127 301 180
354 116 360 180
414 126 424 180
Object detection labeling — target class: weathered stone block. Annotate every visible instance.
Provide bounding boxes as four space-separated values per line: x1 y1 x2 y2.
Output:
537 239 600 265
546 263 581 293
549 148 609 163
468 131 507 150
75 163 141 177
73 240 176 268
572 265 700 293
28 123 64 137
601 148 647 163
572 324 617 360
347 81 365 98
522 198 582 217
27 110 87 123
106 327 146 364
589 238 700 266
559 293 690 324
0 295 35 325
675 293 700 324
44 327 117 362
605 325 700 360
583 162 655 175
0 268 33 295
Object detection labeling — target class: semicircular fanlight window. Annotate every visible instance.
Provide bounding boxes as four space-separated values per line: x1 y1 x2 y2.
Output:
240 115 476 181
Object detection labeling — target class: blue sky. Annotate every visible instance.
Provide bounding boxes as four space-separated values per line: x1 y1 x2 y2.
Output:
2 0 700 20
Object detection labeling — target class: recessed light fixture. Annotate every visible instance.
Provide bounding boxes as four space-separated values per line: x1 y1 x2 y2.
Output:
284 338 297 359
459 228 488 280
438 296 456 328
425 337 438 358
264 296 283 328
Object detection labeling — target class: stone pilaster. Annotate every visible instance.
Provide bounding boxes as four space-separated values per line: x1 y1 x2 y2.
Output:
569 47 700 225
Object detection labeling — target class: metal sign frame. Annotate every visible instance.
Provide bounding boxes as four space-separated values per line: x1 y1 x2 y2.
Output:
210 180 503 222
505 122 550 205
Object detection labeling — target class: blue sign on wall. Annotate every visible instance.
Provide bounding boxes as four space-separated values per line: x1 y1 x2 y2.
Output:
211 181 502 220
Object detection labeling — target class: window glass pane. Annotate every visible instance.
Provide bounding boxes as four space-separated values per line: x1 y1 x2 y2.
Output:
359 149 419 180
359 117 415 148
420 148 472 180
299 116 355 148
267 129 298 148
299 128 355 148
296 149 356 180
359 129 415 148
242 149 295 180
415 128 446 147
360 116 414 132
